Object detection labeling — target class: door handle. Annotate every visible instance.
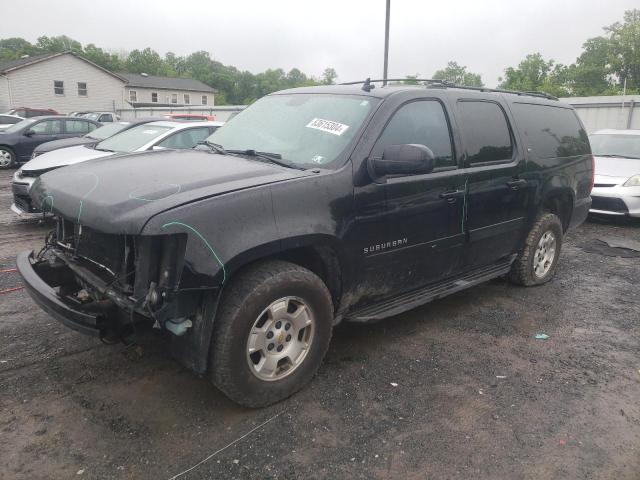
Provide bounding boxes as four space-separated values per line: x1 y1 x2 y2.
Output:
439 190 465 203
506 179 527 190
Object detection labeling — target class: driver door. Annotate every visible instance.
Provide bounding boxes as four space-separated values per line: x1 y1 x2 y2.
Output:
354 99 467 302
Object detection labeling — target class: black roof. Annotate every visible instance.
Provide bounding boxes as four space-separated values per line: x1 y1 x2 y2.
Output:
118 73 216 93
277 80 560 104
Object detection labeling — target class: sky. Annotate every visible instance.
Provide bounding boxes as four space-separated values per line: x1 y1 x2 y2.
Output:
1 0 637 87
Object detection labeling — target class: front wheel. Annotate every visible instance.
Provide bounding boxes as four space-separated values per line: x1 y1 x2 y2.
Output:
0 147 16 169
509 212 563 286
209 260 333 407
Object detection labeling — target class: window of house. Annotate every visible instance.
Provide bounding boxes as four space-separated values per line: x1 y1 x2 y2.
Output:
77 82 87 96
373 100 455 170
54 80 64 95
457 100 514 165
184 94 190 105
171 94 178 104
201 95 208 105
151 92 158 103
129 90 137 102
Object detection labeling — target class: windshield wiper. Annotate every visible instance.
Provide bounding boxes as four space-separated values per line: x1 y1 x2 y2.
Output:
226 149 303 170
202 140 228 155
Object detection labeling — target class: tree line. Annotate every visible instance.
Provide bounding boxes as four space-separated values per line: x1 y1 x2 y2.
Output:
0 9 637 103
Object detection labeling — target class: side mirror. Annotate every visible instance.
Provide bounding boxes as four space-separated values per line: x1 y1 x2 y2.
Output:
369 144 435 178
24 129 35 137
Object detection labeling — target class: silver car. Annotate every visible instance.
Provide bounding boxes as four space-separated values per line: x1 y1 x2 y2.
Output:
589 129 640 217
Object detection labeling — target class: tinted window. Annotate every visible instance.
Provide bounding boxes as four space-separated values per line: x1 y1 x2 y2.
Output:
374 100 454 169
0 116 20 125
65 120 90 134
511 103 589 158
31 120 62 135
157 127 211 149
458 101 513 164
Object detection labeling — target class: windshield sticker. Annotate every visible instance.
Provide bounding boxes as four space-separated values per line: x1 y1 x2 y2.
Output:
311 155 326 164
306 118 349 136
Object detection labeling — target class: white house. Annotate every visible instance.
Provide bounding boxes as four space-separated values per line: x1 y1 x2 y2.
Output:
0 51 216 114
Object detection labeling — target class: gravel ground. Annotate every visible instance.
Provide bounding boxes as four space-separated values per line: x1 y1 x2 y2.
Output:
0 168 639 480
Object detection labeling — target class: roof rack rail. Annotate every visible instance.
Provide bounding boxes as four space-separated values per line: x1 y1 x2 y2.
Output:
339 78 558 101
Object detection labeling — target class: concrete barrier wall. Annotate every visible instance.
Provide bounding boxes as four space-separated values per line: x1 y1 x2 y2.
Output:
560 95 640 133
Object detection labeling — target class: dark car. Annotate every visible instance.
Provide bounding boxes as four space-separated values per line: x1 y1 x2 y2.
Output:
31 117 167 158
0 116 101 168
7 107 59 118
18 80 593 407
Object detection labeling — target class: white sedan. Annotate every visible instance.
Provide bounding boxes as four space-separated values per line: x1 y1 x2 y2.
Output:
11 120 223 215
589 129 640 217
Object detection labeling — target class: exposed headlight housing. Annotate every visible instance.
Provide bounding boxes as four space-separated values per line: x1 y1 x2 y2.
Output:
623 175 640 187
13 169 22 182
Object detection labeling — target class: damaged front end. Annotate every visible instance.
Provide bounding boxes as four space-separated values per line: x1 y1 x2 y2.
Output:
18 216 205 343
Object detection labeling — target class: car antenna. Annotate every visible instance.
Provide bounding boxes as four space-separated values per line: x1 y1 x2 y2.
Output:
361 78 375 92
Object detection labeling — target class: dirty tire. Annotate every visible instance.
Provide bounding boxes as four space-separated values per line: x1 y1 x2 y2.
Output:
0 147 16 169
509 212 563 286
210 260 333 408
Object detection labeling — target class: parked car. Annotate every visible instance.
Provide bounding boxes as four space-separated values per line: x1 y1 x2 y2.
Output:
80 112 119 123
589 129 640 217
11 120 223 214
165 113 216 121
0 114 23 130
0 116 101 169
68 111 91 117
30 117 166 158
6 107 59 118
17 81 592 407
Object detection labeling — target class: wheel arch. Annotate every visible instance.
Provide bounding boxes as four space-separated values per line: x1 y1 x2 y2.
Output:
541 187 574 232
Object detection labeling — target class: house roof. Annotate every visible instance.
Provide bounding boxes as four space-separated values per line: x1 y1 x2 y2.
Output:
0 51 216 94
0 51 127 82
118 73 216 93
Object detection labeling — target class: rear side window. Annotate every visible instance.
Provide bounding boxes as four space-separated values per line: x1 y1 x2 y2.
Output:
374 100 455 169
457 100 514 165
511 103 589 159
65 120 90 134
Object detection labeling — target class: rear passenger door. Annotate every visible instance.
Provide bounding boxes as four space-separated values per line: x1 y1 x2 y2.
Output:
455 98 529 268
63 119 91 138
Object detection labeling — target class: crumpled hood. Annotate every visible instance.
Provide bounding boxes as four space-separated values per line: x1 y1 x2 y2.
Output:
22 145 112 172
34 137 96 155
594 155 640 180
31 149 310 233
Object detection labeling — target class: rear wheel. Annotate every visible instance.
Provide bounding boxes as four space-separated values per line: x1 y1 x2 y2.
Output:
209 260 333 407
0 147 15 169
509 212 563 286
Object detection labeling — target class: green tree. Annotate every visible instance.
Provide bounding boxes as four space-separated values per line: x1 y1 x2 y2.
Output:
605 9 640 91
82 44 123 72
125 48 167 75
35 35 82 54
321 67 337 85
499 53 568 96
433 61 483 87
0 38 38 61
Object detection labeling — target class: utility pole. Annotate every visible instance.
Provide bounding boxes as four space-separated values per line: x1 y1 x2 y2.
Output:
383 0 390 86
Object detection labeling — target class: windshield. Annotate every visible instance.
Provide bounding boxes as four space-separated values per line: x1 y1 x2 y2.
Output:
95 124 172 152
87 122 131 140
3 118 36 134
83 113 100 121
589 134 640 159
206 93 379 167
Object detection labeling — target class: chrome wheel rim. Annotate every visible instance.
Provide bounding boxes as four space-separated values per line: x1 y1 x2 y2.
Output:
0 150 12 167
533 230 557 278
246 296 315 381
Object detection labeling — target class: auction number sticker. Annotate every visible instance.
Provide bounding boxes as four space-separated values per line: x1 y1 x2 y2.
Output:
306 118 349 136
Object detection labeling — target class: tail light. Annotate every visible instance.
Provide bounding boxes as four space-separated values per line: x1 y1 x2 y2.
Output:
589 154 595 194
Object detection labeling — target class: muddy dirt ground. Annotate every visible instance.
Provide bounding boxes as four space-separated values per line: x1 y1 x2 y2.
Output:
0 169 639 480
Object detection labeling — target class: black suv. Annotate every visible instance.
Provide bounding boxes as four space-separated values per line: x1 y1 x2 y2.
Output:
18 81 593 407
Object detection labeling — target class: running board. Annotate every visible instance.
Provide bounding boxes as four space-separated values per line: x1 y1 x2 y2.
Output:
347 256 516 323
